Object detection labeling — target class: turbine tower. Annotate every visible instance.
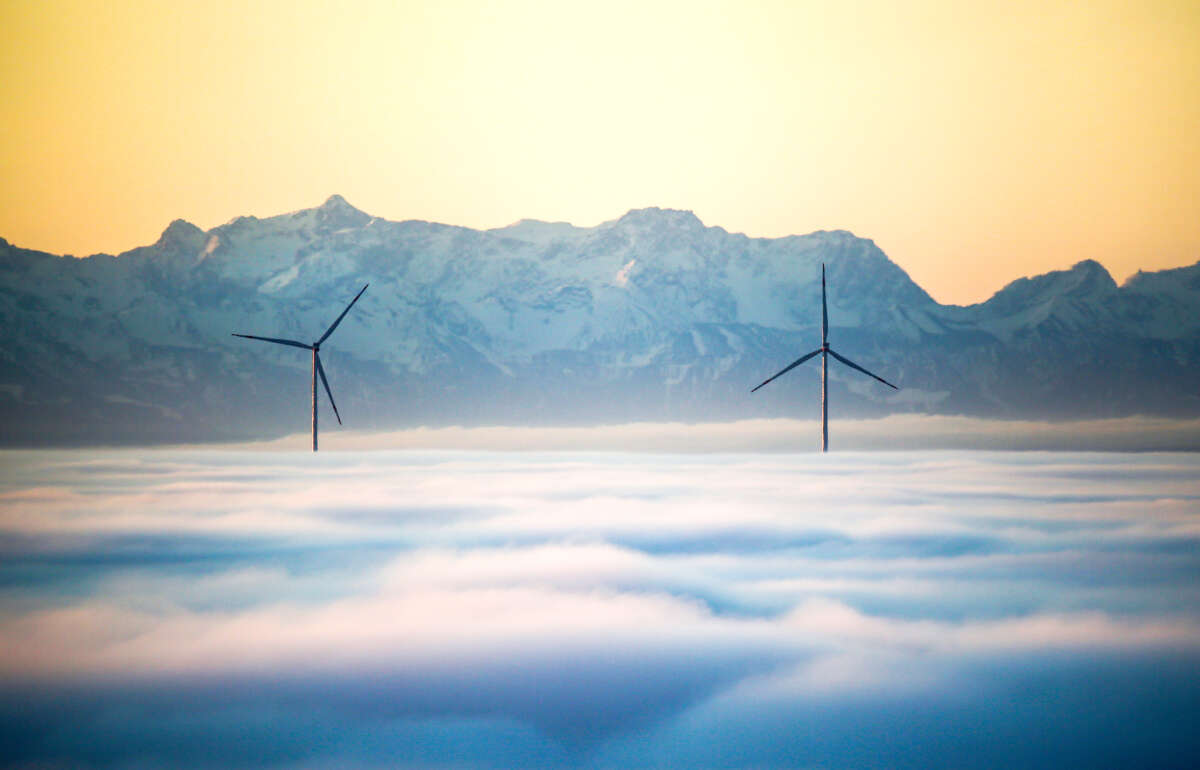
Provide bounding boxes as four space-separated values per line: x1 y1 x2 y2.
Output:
751 265 897 452
233 284 368 452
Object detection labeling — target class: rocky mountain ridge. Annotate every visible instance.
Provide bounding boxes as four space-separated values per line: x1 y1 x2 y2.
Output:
2 196 1197 445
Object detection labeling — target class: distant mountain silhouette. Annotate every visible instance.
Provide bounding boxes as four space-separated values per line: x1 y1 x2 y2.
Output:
2 197 1198 445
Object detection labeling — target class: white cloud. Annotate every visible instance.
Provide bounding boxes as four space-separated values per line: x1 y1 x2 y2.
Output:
2 447 1199 767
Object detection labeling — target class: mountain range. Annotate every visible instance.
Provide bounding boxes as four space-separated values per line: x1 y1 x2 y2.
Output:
2 195 1198 446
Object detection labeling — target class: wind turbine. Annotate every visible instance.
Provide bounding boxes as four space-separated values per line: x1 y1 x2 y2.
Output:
751 264 897 452
232 284 368 452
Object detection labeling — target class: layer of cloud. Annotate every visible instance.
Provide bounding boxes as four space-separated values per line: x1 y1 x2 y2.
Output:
213 415 1200 453
1 449 1198 767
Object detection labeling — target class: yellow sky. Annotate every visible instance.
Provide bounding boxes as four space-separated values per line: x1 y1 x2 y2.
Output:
2 0 1197 304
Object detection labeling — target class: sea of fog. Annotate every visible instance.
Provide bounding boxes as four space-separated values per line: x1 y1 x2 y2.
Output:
1 448 1198 768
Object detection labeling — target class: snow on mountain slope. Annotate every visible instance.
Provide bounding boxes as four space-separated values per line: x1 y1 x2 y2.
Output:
964 259 1122 341
1118 262 1200 340
487 218 588 246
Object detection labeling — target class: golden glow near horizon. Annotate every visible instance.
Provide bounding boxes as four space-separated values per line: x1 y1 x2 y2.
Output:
2 0 1197 304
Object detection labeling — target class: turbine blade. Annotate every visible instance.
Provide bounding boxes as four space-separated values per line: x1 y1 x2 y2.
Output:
827 348 899 389
317 283 369 345
821 263 828 345
231 333 311 350
315 353 342 425
750 348 822 393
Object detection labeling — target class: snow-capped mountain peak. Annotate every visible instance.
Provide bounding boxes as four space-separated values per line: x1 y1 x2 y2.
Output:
611 207 706 232
156 219 205 249
314 194 371 231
